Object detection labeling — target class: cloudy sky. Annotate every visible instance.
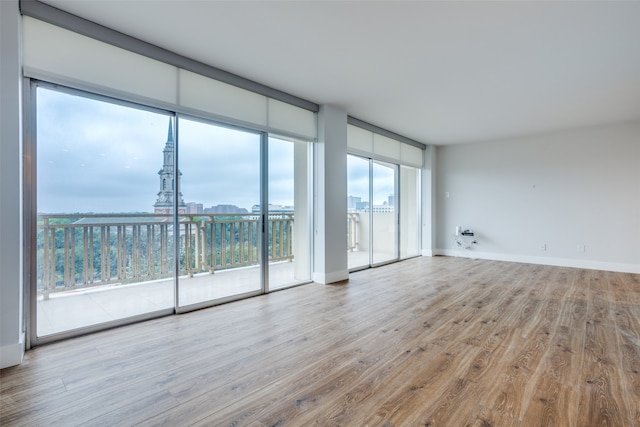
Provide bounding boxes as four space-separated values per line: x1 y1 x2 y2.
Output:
348 155 396 206
38 87 296 213
36 86 392 214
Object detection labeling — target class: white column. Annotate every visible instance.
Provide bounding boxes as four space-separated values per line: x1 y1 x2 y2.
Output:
421 145 436 256
0 0 24 368
313 105 348 284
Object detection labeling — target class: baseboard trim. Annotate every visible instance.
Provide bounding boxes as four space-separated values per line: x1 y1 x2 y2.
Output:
313 270 349 284
1 334 25 369
434 249 640 274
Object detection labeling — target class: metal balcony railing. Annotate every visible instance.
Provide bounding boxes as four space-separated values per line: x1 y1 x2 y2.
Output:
37 213 294 298
347 212 360 253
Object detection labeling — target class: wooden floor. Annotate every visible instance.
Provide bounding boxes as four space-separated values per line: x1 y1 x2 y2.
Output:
2 256 639 426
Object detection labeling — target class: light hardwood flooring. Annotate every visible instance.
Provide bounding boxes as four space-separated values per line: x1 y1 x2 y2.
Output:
1 256 639 426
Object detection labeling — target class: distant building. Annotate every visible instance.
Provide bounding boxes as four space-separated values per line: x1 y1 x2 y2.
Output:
186 203 203 214
347 196 361 212
154 120 186 214
365 195 395 212
348 195 370 212
204 204 248 214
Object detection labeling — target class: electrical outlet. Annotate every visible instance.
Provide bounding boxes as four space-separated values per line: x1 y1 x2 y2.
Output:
577 244 586 252
540 243 546 251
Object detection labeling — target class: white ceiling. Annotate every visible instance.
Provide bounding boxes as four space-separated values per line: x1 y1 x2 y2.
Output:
42 0 640 145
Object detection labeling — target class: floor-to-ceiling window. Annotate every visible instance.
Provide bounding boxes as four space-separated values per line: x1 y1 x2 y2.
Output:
34 85 176 338
23 12 319 346
347 155 400 269
177 117 263 309
30 82 314 343
347 155 371 270
400 165 421 259
346 123 424 271
371 160 398 265
268 136 312 290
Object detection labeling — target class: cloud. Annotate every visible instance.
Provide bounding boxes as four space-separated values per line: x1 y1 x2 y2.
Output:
178 118 261 209
347 155 370 201
347 155 396 205
37 88 167 212
36 87 308 214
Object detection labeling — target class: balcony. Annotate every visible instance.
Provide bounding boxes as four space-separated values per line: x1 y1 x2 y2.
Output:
36 213 298 336
35 212 397 337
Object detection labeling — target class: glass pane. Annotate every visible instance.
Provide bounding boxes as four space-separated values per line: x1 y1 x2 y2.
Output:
268 137 311 290
177 117 262 307
35 87 174 337
372 160 397 265
347 155 371 269
400 166 421 258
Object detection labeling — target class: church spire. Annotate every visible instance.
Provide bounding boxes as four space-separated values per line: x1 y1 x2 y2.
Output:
167 118 174 144
153 119 186 214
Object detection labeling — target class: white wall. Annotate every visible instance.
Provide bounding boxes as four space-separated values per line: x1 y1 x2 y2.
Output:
435 121 640 273
0 0 24 369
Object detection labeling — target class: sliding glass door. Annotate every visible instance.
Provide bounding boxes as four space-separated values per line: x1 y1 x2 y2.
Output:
371 160 398 265
347 154 421 270
267 136 311 290
177 117 263 309
347 155 371 270
31 83 312 343
347 155 399 270
400 165 421 259
34 85 175 338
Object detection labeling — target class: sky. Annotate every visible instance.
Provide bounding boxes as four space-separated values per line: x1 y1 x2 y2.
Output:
37 87 297 213
348 155 396 205
36 86 393 214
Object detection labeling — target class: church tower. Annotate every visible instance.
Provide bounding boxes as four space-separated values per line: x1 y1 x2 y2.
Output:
154 119 186 214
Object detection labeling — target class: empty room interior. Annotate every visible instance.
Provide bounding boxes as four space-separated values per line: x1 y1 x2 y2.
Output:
1 1 639 425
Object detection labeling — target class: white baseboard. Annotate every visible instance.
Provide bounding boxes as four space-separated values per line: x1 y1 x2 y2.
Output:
313 270 349 284
421 249 434 257
0 333 24 369
434 249 640 274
